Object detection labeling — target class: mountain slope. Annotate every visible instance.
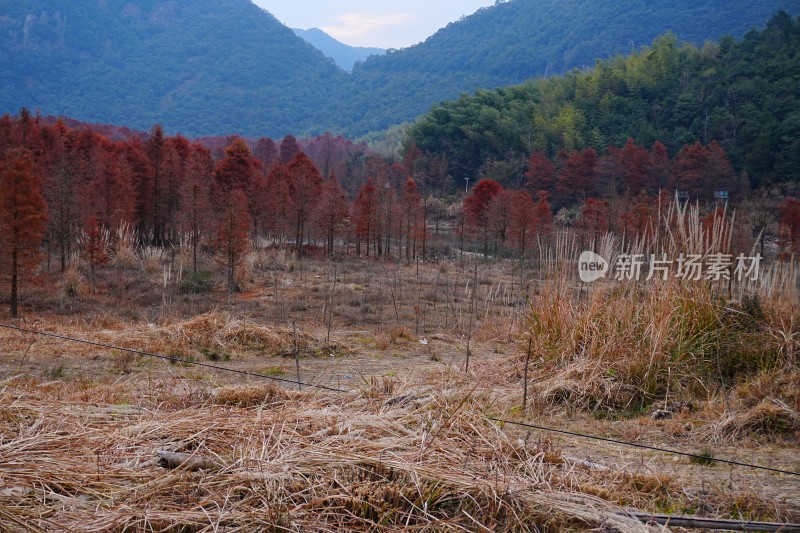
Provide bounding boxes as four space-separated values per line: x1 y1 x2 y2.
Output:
293 28 384 71
1 0 798 137
343 0 800 134
407 12 800 186
0 0 345 136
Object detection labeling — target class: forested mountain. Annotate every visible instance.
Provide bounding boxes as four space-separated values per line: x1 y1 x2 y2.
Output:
345 0 800 134
407 12 800 188
0 0 797 137
293 28 385 72
0 0 345 136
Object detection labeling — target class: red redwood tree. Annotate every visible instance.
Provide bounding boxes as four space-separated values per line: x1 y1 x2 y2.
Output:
89 145 136 230
353 178 378 256
402 177 423 261
279 134 300 165
577 198 610 248
314 175 350 255
779 198 800 256
178 144 214 273
525 152 556 195
214 189 252 294
487 189 513 253
532 192 554 240
557 147 597 200
649 141 671 192
508 190 536 256
0 149 47 317
80 215 110 292
287 152 323 253
263 163 295 242
464 179 503 256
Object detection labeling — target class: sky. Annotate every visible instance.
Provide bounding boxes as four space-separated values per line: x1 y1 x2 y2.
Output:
252 0 496 49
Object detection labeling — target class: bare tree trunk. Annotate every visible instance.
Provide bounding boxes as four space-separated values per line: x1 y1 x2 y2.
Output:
10 248 18 318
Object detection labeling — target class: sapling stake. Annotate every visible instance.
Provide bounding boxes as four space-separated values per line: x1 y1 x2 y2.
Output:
293 320 300 390
523 337 532 411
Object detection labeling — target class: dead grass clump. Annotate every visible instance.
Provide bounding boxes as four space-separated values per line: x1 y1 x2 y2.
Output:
531 360 642 412
374 335 390 350
696 399 800 443
512 277 793 413
58 265 88 300
736 367 800 411
213 383 288 407
389 325 413 342
164 312 313 355
111 222 138 269
139 244 166 275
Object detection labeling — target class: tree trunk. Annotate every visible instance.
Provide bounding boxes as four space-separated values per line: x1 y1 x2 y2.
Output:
10 248 18 318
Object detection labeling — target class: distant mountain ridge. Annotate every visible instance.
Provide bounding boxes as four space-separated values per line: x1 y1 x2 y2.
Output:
1 0 797 137
293 28 384 71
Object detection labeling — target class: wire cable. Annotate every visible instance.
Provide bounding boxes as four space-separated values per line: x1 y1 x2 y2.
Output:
3 322 796 477
0 323 347 393
488 416 800 477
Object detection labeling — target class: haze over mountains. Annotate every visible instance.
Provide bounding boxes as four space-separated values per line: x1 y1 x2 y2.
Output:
292 28 384 72
1 0 797 138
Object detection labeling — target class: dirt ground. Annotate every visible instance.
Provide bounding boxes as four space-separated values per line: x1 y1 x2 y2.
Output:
0 256 798 530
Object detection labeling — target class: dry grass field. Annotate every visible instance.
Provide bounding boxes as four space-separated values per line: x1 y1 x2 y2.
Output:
1 220 799 530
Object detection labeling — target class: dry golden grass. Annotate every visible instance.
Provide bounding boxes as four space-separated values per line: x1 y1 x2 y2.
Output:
213 382 289 407
696 399 800 443
1 373 794 532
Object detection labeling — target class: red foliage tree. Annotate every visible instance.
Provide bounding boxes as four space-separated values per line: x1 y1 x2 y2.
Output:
402 177 423 261
649 141 671 192
779 198 800 256
125 138 153 239
508 190 535 256
0 149 47 317
620 191 654 243
254 137 278 173
488 189 513 253
178 144 214 273
618 138 651 196
89 145 136 230
213 137 256 200
80 215 110 292
263 163 295 242
557 147 597 199
145 125 167 243
706 140 737 198
577 198 610 247
214 189 252 294
287 152 324 252
279 134 300 165
525 152 556 195
314 175 350 255
353 178 378 256
161 136 191 242
377 179 396 257
464 179 503 256
671 142 709 200
43 126 80 272
532 191 554 240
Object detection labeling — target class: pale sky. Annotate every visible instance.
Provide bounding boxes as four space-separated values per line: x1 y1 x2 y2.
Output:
252 0 496 48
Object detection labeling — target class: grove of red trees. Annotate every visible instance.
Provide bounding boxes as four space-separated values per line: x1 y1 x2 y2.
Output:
0 111 796 313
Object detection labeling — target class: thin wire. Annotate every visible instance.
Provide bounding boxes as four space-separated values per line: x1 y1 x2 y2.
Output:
0 323 346 393
3 323 796 478
488 417 800 477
